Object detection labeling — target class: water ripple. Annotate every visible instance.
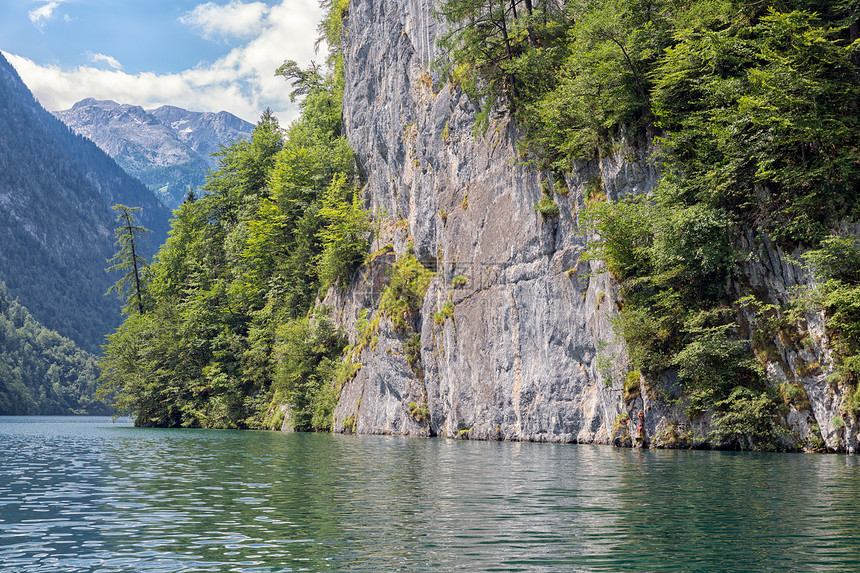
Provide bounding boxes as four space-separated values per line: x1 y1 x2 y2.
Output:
2 417 860 571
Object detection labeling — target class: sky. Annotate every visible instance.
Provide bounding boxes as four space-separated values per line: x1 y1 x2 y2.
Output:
0 0 323 124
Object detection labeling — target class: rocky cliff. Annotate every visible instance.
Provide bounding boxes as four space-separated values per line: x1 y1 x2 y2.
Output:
322 0 857 453
54 99 254 208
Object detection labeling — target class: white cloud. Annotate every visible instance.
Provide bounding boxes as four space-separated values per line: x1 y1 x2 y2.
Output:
89 53 122 71
29 1 62 31
180 1 270 40
3 0 323 124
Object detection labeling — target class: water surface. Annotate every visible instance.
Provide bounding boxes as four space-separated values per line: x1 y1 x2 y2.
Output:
1 416 859 572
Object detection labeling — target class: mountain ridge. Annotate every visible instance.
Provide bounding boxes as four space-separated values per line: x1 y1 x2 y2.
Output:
54 99 254 208
0 52 171 353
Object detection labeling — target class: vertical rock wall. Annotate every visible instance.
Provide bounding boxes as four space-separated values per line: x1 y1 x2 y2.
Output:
328 0 858 452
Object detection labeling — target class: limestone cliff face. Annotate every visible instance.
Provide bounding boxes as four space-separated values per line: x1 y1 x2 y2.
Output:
327 0 858 453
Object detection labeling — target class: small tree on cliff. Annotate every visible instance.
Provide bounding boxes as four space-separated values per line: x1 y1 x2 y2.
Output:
106 204 150 315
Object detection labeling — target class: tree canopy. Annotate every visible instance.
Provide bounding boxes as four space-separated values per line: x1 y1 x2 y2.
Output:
0 281 107 415
99 44 370 429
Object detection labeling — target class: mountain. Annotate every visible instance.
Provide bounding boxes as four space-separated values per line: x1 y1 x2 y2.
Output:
0 52 171 354
54 99 254 208
0 281 108 415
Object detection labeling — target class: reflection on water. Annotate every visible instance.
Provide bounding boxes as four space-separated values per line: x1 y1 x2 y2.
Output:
1 417 859 572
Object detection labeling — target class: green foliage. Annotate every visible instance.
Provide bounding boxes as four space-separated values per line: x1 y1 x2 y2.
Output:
597 351 616 386
778 382 811 410
584 188 764 425
624 370 641 401
100 57 365 429
802 235 860 285
273 307 347 432
582 192 734 291
796 235 860 404
106 204 151 315
653 7 860 243
534 195 559 219
318 173 372 290
379 255 435 332
581 197 655 280
711 387 785 451
404 333 423 377
438 0 573 133
441 2 858 241
408 401 430 423
434 301 455 325
0 281 106 415
334 360 362 390
276 60 325 102
319 0 350 56
672 318 762 396
523 0 673 167
611 307 665 376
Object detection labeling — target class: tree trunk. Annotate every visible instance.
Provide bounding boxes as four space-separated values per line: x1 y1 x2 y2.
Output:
498 0 519 104
130 239 143 315
122 211 144 315
523 0 538 46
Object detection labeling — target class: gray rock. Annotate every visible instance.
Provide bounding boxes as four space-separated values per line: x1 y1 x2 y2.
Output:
54 99 254 208
328 0 856 453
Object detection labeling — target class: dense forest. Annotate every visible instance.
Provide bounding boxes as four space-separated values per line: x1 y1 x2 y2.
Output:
0 53 170 354
0 281 107 415
99 5 364 429
101 0 859 446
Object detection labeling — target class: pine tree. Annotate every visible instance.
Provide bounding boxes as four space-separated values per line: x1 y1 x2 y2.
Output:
106 204 151 315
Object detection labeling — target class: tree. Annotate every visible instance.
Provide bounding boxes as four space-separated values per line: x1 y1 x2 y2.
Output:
276 59 324 102
106 204 151 315
98 52 361 429
317 173 371 289
653 8 860 242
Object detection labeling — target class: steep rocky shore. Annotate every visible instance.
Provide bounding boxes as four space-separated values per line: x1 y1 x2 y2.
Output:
318 0 858 453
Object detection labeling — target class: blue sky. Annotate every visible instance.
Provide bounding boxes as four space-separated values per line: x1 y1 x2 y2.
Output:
0 0 322 123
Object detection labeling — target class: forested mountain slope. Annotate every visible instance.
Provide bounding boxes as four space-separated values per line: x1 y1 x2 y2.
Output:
0 281 107 415
55 99 254 209
0 52 171 353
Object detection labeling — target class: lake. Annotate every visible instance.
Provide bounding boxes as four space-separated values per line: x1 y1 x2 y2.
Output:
1 417 859 572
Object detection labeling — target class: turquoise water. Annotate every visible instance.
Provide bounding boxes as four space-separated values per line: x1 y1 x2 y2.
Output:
1 417 859 572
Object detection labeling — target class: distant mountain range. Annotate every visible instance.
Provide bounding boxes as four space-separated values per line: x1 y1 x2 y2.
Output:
0 52 171 354
54 99 255 208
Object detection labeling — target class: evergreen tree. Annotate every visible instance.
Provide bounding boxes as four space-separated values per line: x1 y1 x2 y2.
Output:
106 205 151 315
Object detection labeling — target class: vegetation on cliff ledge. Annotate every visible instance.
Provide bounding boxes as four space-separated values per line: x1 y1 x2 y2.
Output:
440 0 859 448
